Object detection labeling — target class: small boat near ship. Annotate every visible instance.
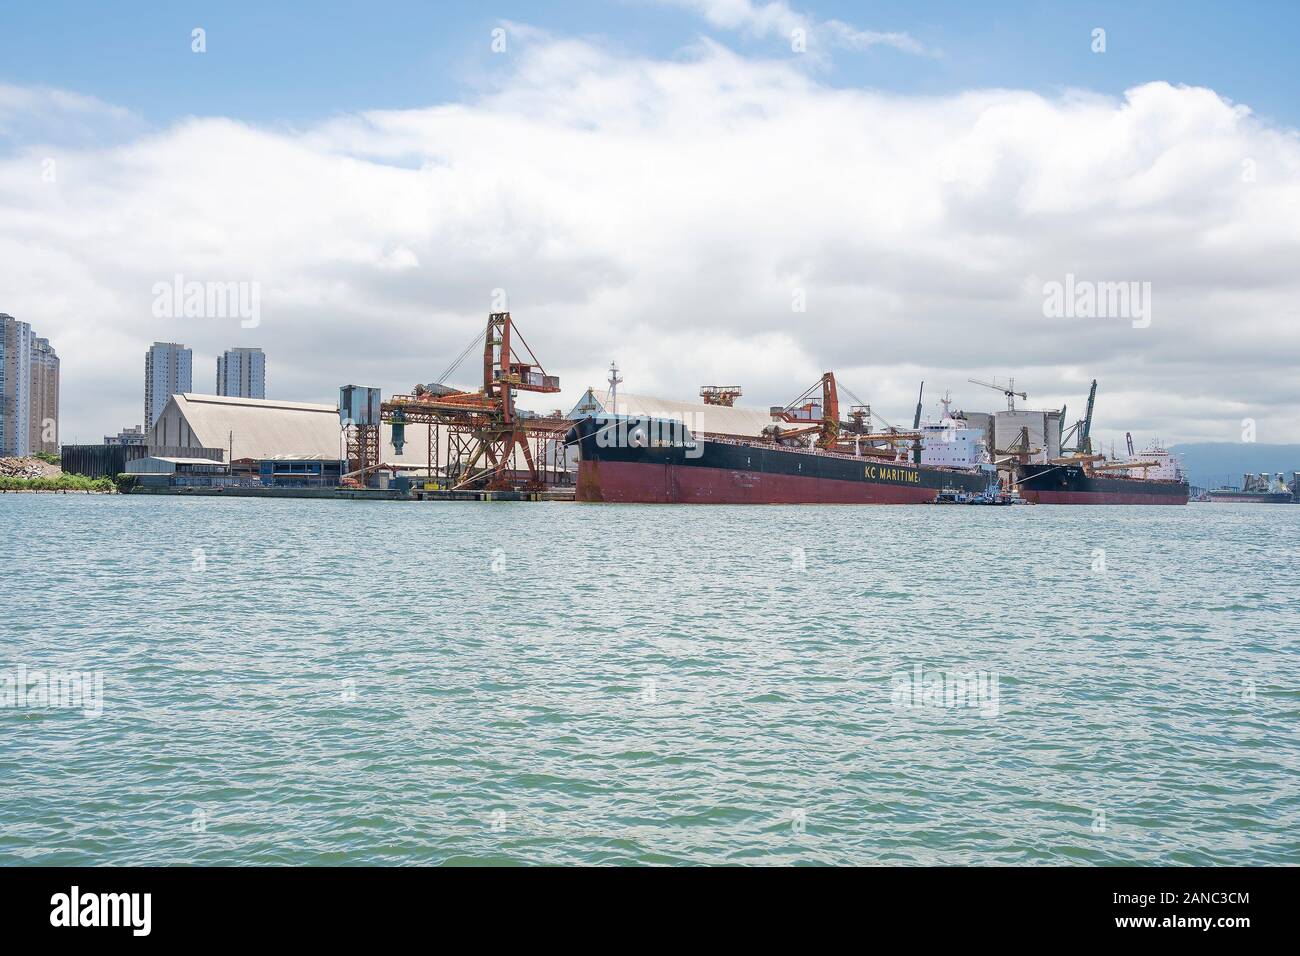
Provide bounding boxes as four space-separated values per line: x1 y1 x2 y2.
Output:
930 476 1030 505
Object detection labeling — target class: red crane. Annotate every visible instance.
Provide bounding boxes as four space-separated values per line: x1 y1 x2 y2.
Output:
381 312 569 491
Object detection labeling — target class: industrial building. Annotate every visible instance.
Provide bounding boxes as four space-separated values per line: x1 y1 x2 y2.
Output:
257 454 344 487
124 456 230 487
147 391 476 481
150 393 341 460
993 409 1063 463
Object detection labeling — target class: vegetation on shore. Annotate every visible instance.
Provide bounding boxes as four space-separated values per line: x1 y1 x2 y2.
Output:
0 473 115 492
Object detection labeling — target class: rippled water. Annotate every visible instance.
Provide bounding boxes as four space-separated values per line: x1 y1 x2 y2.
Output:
2 494 1297 865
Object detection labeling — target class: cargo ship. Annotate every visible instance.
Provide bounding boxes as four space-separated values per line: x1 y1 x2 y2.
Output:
569 373 991 504
1007 383 1189 505
1205 473 1296 503
1015 462 1188 505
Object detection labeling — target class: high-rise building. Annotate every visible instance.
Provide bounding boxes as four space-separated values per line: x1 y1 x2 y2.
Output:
1 313 34 457
30 337 60 455
216 347 266 399
145 342 192 432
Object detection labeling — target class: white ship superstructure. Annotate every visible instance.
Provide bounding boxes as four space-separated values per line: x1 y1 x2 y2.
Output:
919 397 991 470
1118 440 1184 482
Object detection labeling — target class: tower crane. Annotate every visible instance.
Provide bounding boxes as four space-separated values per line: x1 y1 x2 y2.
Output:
968 377 1027 411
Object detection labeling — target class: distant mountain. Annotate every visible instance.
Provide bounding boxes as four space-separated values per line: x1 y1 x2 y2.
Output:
1169 443 1300 490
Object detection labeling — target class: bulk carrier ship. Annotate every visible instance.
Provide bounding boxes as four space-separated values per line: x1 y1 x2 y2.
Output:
1016 460 1188 504
1008 383 1188 505
1016 441 1188 505
569 373 991 504
1205 473 1296 503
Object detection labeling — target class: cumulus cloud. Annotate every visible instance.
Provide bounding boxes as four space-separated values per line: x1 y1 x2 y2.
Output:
1 33 1298 447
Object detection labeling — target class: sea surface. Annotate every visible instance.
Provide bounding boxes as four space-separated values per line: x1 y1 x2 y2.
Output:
2 494 1297 866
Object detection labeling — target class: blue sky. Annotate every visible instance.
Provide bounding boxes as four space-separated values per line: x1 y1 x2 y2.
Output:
3 0 1299 129
2 1 1299 446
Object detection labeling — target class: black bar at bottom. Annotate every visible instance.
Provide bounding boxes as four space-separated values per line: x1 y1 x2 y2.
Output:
0 865 1280 942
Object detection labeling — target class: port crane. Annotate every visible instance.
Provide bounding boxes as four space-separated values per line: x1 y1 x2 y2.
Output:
770 373 918 458
968 377 1026 411
911 381 924 464
375 312 571 491
1061 380 1098 455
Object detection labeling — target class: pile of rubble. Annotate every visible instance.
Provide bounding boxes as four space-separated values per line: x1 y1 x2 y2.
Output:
0 457 61 479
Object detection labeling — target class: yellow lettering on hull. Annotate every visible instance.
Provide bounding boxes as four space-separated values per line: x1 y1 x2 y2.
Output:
864 465 920 483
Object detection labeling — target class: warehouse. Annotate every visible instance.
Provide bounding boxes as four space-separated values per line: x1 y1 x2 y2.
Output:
147 392 493 479
150 394 341 461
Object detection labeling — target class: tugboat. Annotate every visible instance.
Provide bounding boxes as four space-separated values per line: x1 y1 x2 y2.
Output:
930 475 1024 505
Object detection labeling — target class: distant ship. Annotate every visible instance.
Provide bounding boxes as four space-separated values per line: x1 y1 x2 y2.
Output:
1205 473 1296 504
1016 463 1188 505
1016 441 1189 505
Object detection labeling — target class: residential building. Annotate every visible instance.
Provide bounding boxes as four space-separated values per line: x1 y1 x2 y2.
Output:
145 342 192 432
1 314 34 456
105 425 147 446
216 347 266 399
30 337 59 454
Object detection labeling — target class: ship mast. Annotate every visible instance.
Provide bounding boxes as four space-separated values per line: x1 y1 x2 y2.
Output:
607 360 623 415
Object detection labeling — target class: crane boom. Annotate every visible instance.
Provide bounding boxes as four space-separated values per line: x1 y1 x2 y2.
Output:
1080 379 1097 455
968 377 1027 411
912 381 924 464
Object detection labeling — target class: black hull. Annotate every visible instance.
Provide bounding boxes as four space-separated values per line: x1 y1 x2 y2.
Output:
1017 463 1188 505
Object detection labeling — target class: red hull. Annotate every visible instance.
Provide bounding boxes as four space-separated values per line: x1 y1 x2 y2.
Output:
1023 489 1187 505
577 460 940 504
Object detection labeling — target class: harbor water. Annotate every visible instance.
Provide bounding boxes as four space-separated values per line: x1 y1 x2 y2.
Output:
2 494 1297 865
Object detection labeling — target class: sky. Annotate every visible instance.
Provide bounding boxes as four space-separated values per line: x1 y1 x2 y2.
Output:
1 0 1298 448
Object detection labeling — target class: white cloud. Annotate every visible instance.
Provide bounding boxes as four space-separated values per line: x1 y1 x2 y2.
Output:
662 0 932 56
0 84 146 148
1 36 1298 448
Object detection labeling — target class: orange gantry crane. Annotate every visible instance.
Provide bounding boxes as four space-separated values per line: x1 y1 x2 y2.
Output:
378 312 570 491
770 372 919 457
